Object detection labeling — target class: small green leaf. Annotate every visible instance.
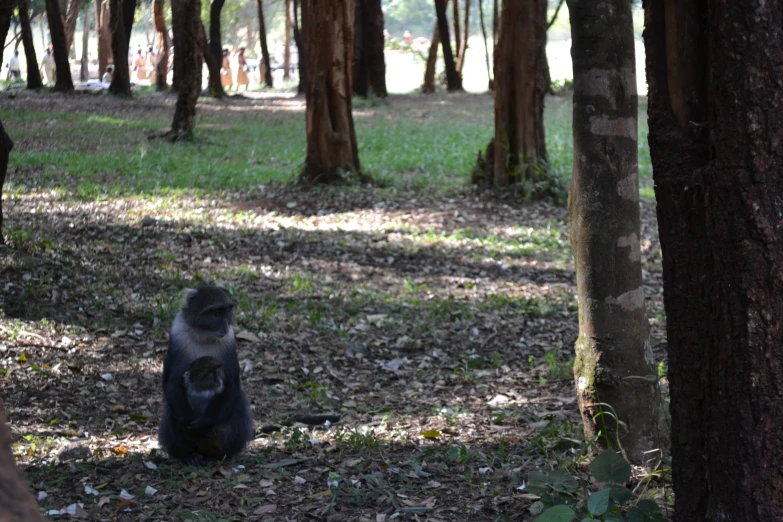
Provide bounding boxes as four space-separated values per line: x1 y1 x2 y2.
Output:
587 488 611 516
635 500 662 514
590 451 631 483
535 505 576 522
609 486 633 504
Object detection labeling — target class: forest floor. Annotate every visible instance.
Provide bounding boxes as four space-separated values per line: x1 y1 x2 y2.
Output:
0 89 669 521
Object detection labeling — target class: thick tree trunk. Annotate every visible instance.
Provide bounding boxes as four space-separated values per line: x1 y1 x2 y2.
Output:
95 0 112 78
0 401 45 521
200 20 223 97
207 0 225 96
153 0 169 90
644 1 783 520
121 0 136 48
63 0 85 52
108 0 130 94
477 0 491 89
478 0 547 187
256 0 272 87
300 0 359 183
166 0 201 140
45 0 74 91
19 0 43 89
283 0 291 80
434 0 461 91
422 21 439 94
293 0 305 95
456 0 469 76
80 9 91 81
352 0 386 98
567 0 668 466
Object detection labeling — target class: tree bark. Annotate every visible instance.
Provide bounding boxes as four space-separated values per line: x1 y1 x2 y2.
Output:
256 0 272 87
95 0 112 78
452 0 460 62
644 0 783 519
207 0 226 97
200 20 223 97
0 18 13 241
352 0 386 98
300 0 360 183
434 0 461 91
478 0 548 187
45 0 74 91
166 0 201 140
491 0 497 45
456 0 469 76
108 0 130 94
292 0 305 95
19 0 43 89
63 0 85 52
0 401 45 521
567 0 668 466
121 0 136 49
422 21 439 94
283 0 291 80
477 0 491 89
153 0 169 90
80 9 91 81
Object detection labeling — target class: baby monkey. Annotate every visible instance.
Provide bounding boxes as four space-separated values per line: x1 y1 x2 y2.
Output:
183 356 225 425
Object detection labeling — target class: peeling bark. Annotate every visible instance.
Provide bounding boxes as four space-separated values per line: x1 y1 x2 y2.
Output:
300 0 360 183
644 0 783 519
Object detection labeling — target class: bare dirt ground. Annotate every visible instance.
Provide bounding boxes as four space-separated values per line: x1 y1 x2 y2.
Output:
0 92 669 521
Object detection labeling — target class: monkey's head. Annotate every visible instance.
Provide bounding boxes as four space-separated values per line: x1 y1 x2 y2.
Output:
184 356 225 392
181 286 236 340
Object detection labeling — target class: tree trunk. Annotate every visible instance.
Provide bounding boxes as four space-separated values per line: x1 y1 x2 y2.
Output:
283 0 291 80
207 0 225 97
153 0 169 90
456 0 469 76
492 0 497 45
45 0 74 91
255 0 272 87
166 0 201 140
352 0 386 98
63 0 85 52
108 0 130 94
478 0 547 187
422 21 439 94
300 0 360 183
477 0 491 89
19 0 43 89
644 1 783 520
434 0 461 91
95 0 112 78
0 401 45 521
451 0 460 62
201 20 223 97
567 0 668 466
80 9 91 81
292 0 305 95
0 14 13 242
121 0 136 49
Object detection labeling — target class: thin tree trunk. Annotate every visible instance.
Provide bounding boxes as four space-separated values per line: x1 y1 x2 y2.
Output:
478 0 491 89
207 0 225 96
352 0 366 97
108 0 130 94
256 0 272 87
0 401 45 520
95 0 111 78
645 0 783 519
477 0 548 188
283 0 291 80
452 0 460 62
492 0 497 45
300 0 360 183
293 0 305 95
165 0 200 140
45 0 75 91
64 0 85 52
353 0 386 98
456 0 469 76
0 12 13 243
201 20 223 97
19 0 43 89
153 0 169 90
434 0 461 91
547 0 564 29
422 21 439 94
567 0 668 465
80 9 90 81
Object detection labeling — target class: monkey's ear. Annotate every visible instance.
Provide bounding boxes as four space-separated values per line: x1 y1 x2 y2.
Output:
183 288 198 303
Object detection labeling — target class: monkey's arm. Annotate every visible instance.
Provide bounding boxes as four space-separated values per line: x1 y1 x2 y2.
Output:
162 347 196 424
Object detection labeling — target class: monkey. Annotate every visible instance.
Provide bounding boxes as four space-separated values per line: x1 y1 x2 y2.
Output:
158 286 254 464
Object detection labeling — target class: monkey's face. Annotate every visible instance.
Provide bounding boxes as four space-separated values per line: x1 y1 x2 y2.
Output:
199 306 234 339
182 287 237 340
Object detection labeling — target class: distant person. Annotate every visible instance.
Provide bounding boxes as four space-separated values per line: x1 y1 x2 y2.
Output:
234 48 249 91
147 46 157 84
7 50 20 80
403 30 412 44
383 29 390 40
40 47 56 85
133 49 148 82
220 48 232 89
102 65 113 84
